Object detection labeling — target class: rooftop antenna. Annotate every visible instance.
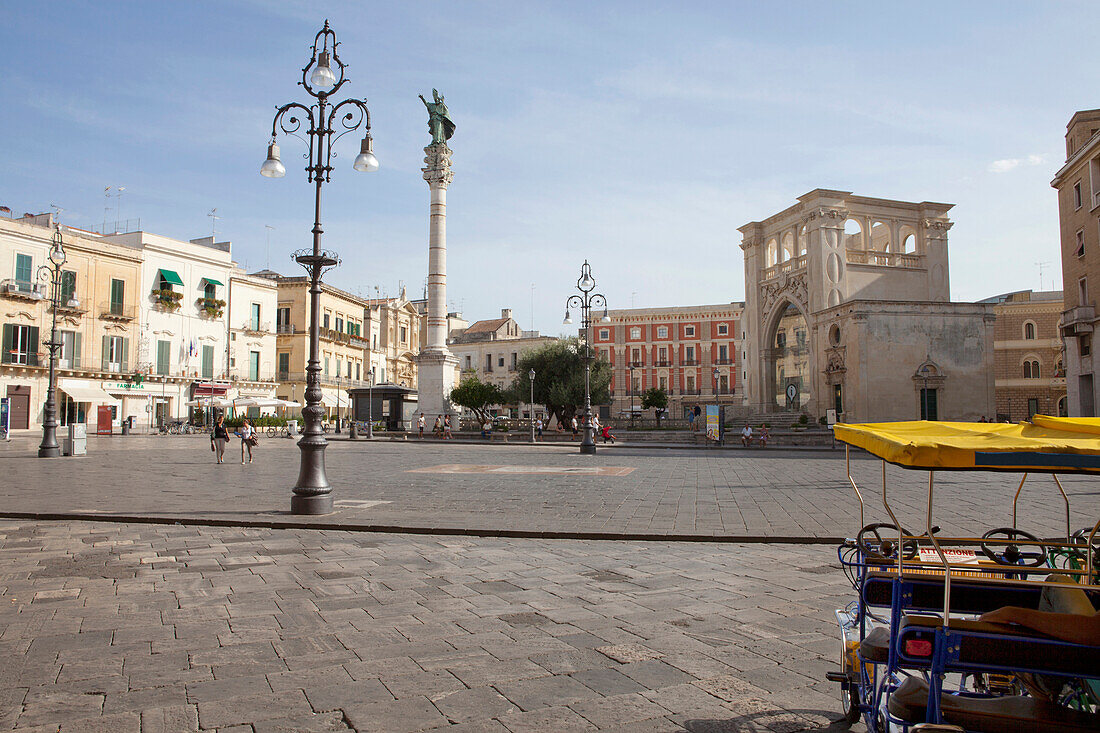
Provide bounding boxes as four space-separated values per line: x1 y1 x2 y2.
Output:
208 208 220 238
49 203 63 224
264 224 274 269
115 187 125 230
632 291 637 308
103 186 113 232
1036 261 1051 291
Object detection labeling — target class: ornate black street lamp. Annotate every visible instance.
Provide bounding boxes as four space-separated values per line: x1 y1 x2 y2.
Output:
528 368 536 443
38 227 77 458
563 260 610 455
261 20 378 514
628 364 635 429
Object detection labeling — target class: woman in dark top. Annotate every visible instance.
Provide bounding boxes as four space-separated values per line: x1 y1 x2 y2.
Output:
211 415 230 464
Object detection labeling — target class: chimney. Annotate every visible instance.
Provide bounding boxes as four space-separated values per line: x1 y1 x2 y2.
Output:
501 308 512 319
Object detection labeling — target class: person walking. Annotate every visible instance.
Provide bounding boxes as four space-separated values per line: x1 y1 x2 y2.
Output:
687 407 696 433
211 414 229 464
536 417 543 441
433 414 443 437
417 413 425 439
443 414 453 439
239 418 256 464
570 415 578 440
601 423 616 444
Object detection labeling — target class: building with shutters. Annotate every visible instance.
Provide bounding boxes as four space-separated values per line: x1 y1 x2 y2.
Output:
0 212 143 432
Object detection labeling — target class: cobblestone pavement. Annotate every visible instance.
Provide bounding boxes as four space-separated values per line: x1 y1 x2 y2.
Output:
1 436 1097 540
0 520 863 732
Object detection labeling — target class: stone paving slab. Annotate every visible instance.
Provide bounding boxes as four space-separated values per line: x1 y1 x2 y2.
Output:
1 436 1096 540
0 520 860 732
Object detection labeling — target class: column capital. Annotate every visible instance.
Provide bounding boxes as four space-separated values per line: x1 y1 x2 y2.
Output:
422 142 454 189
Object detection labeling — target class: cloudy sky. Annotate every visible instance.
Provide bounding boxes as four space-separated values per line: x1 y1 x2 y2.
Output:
0 1 1092 333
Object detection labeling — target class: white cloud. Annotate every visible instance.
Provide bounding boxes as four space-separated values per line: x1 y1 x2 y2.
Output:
989 154 1047 173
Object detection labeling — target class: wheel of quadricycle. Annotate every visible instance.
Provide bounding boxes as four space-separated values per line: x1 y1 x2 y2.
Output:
857 522 918 561
842 679 860 723
980 527 1047 567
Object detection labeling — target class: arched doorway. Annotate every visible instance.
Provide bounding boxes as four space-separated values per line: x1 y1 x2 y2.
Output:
766 302 810 411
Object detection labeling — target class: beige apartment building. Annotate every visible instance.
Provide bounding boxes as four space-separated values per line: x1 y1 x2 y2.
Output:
594 303 743 420
980 289 1066 421
268 275 369 419
1 212 143 431
740 190 995 422
366 293 422 389
1052 109 1100 416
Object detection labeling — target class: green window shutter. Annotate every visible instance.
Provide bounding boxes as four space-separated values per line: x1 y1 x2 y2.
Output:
156 340 170 375
101 335 109 371
111 279 124 309
73 332 82 369
28 326 39 366
15 254 32 283
121 338 129 371
201 345 214 379
60 271 76 302
1 324 11 364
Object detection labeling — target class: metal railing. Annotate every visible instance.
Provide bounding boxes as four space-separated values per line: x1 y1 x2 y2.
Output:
652 360 670 367
1 279 45 299
712 358 734 365
681 359 699 366
240 321 271 333
276 323 297 334
99 302 136 320
278 372 373 388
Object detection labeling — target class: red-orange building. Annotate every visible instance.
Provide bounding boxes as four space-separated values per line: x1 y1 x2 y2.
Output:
592 303 744 420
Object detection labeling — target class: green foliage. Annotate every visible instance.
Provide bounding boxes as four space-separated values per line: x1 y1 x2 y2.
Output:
449 376 505 426
640 387 668 411
799 414 808 425
509 338 611 426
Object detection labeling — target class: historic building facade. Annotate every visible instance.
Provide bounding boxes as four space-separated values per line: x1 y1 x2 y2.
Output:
980 289 1066 421
1052 109 1100 416
595 303 743 419
366 293 422 389
739 190 995 422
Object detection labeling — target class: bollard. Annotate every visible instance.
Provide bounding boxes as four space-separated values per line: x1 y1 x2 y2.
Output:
349 421 358 440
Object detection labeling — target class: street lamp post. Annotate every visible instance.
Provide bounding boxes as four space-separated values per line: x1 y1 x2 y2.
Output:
367 367 375 439
563 260 610 456
628 364 635 429
920 365 930 420
262 20 379 515
334 375 341 434
529 368 535 443
713 367 720 399
38 227 77 458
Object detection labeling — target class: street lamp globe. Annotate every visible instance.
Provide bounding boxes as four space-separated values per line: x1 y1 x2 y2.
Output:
49 243 66 266
310 50 337 89
353 134 379 172
579 273 594 291
600 308 611 323
260 142 286 178
563 308 572 325
529 369 535 381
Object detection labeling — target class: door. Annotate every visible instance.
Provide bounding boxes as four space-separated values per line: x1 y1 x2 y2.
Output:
6 385 29 430
920 388 938 421
249 351 260 381
156 340 171 376
110 278 125 316
201 345 214 380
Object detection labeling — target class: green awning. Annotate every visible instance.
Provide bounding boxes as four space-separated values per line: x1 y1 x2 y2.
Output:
158 269 184 287
201 277 223 287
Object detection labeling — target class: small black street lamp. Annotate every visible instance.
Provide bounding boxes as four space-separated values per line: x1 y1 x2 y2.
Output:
713 367 720 399
262 20 379 515
563 260 610 455
367 366 375 439
528 368 536 443
919 364 931 420
628 364 635 429
38 227 78 458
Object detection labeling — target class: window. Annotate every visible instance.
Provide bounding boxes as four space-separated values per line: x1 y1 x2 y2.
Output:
658 347 667 362
323 312 330 329
630 327 641 339
1023 360 1040 379
203 282 216 300
511 352 517 369
251 304 261 331
717 323 728 336
102 335 128 372
1082 335 1092 358
465 355 471 368
598 328 609 340
920 388 938 420
684 326 695 337
156 339 170 375
656 326 668 339
685 346 695 362
355 362 360 381
1091 155 1100 208
110 279 125 315
486 354 492 371
1075 182 1083 210
335 316 344 334
346 360 352 379
323 357 330 377
1080 277 1089 306
1023 322 1036 340
59 330 79 369
1077 230 1086 258
400 326 407 343
498 356 504 368
1027 398 1040 419
277 352 289 380
249 351 260 381
14 254 32 283
718 345 728 362
277 307 290 330
719 375 728 393
336 359 342 379
631 376 640 393
1 324 39 365
686 376 695 391
60 271 76 303
659 376 667 391
631 348 641 364
200 344 213 379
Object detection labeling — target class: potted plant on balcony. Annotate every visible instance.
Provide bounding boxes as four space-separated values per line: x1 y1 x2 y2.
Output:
198 297 226 318
152 288 182 311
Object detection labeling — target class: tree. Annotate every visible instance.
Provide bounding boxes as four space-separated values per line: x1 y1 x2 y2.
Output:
449 376 504 427
508 338 611 427
640 387 668 427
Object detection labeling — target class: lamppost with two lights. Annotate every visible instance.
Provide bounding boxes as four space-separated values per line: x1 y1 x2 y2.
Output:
38 227 79 458
528 368 535 443
261 20 379 514
367 366 375 439
628 364 635 429
563 260 610 455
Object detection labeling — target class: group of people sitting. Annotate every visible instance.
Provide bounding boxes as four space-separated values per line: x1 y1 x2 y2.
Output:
740 423 770 447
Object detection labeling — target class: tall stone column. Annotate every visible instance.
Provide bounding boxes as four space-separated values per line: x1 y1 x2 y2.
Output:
415 142 458 419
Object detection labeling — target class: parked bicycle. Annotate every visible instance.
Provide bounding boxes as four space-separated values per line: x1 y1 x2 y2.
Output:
266 424 290 438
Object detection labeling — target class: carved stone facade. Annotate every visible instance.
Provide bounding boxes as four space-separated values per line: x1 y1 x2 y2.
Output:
739 189 994 422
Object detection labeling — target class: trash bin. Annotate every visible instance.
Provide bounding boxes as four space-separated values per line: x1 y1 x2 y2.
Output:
288 420 299 436
121 416 131 435
65 423 87 456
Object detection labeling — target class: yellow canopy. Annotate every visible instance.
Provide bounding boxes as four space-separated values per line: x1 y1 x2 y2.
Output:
834 417 1100 473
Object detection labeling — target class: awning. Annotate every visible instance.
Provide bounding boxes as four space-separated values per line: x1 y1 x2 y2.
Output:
201 277 223 287
192 381 229 396
319 391 343 408
185 397 235 408
158 269 184 287
59 379 120 406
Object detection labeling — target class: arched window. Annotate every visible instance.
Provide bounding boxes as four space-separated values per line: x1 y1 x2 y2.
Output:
765 238 778 268
870 221 891 252
1023 322 1036 340
843 219 863 250
1023 360 1040 379
781 232 795 262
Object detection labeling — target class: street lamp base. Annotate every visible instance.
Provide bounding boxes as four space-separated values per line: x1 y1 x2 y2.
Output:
290 494 333 515
579 443 596 455
38 445 60 458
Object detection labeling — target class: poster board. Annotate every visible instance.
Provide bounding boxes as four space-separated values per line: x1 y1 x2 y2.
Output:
96 405 113 435
705 405 720 442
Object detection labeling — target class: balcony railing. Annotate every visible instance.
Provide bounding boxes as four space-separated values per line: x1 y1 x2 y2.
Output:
628 361 645 368
276 323 297 334
653 360 670 367
761 254 807 281
1 279 46 300
846 249 923 268
99 302 136 321
712 358 733 365
241 321 271 334
681 359 699 366
278 372 373 389
681 389 701 395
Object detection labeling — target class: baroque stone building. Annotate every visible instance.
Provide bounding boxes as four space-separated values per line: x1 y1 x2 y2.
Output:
1052 109 1100 416
739 190 995 422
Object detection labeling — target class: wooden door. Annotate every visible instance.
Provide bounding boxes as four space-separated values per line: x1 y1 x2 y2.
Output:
6 385 29 429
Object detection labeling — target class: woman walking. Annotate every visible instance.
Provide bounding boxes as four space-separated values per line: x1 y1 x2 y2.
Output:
240 418 256 464
211 415 229 464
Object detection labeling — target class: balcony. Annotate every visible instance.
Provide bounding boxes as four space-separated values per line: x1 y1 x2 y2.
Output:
845 249 923 268
681 359 699 366
628 361 646 368
653 360 670 367
240 320 271 335
761 254 807 281
276 323 297 335
1061 305 1096 336
712 358 734 365
99 302 136 321
681 389 701 395
1 279 46 301
278 372 373 389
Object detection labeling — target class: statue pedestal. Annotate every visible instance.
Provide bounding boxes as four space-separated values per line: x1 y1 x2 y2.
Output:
416 349 458 418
